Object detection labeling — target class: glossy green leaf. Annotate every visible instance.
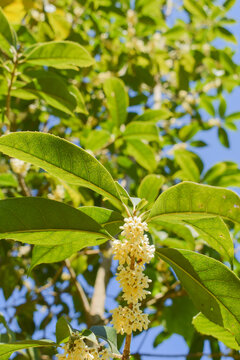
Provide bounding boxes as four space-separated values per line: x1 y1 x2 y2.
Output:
125 139 157 172
0 173 17 188
90 326 119 354
179 123 199 142
138 174 164 203
134 109 171 122
83 130 111 153
183 217 234 264
184 0 207 18
24 41 94 69
123 121 159 141
0 7 17 55
153 220 195 250
103 77 128 127
164 26 186 40
218 127 230 148
219 97 227 118
0 340 56 359
193 313 240 350
69 85 88 114
157 248 240 344
226 112 240 122
223 0 236 10
12 74 77 115
0 132 122 206
215 26 237 44
56 317 74 344
0 197 110 246
199 96 215 116
220 53 236 74
149 181 240 225
29 207 123 271
174 149 200 182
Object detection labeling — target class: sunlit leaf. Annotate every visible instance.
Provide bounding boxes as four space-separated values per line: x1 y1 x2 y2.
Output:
193 313 240 350
103 77 128 127
0 132 122 207
24 41 94 69
157 248 240 344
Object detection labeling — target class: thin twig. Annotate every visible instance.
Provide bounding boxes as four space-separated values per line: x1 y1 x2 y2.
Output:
6 51 18 126
64 259 91 316
132 352 240 358
36 264 64 293
16 174 31 196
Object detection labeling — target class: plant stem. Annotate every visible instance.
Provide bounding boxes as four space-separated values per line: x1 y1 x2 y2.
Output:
122 255 135 360
16 174 31 196
6 51 18 130
122 334 132 360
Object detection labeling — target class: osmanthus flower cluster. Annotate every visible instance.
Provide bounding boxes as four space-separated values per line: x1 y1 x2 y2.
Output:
111 216 155 335
10 158 30 176
57 337 113 360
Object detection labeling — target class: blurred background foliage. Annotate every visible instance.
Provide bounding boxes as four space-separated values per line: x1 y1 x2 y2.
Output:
0 0 240 359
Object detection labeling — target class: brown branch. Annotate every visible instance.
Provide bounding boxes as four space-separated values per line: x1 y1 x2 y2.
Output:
89 242 112 327
36 264 64 293
64 259 91 317
122 255 135 360
132 352 240 359
16 174 31 196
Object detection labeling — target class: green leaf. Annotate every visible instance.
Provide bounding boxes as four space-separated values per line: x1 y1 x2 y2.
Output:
223 0 236 10
0 132 122 207
24 41 94 69
134 109 171 122
0 313 15 342
149 181 240 225
123 121 159 141
83 130 111 153
138 174 164 203
29 207 123 271
154 220 195 250
220 53 236 74
164 26 186 40
0 7 17 56
184 0 207 18
218 127 230 148
125 139 157 172
0 173 17 188
193 313 240 350
157 248 240 344
0 197 110 246
103 77 128 127
190 141 207 147
219 97 227 118
199 96 215 116
174 149 200 182
69 85 88 114
0 340 56 359
12 73 77 115
179 123 199 142
56 317 74 344
90 326 119 354
215 26 237 44
183 217 234 264
225 112 240 122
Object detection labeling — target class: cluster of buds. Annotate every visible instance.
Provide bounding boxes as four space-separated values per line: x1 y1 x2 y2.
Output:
48 185 65 202
111 216 155 335
10 158 30 177
57 337 112 360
